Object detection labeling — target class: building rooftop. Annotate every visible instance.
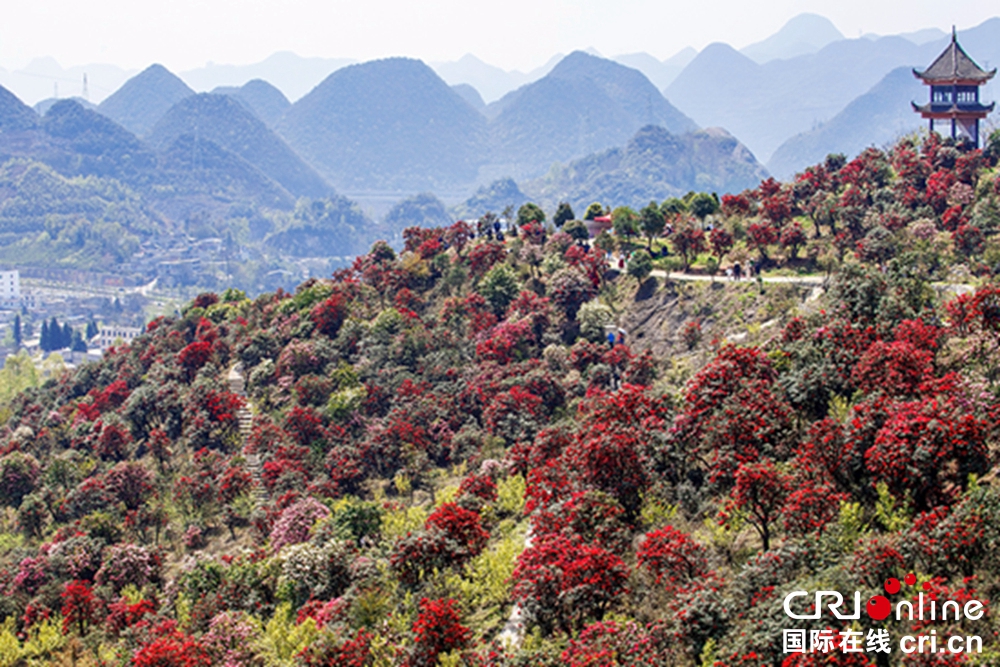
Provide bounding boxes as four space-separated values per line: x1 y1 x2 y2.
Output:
913 28 996 84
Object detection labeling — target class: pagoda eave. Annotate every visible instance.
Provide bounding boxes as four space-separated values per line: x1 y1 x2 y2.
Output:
917 111 992 120
915 76 996 86
911 101 994 119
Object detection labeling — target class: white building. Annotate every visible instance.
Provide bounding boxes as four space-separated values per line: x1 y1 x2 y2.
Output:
97 325 143 350
0 270 36 309
0 270 19 300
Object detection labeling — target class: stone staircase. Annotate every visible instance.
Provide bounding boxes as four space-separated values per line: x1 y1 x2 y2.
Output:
227 365 269 508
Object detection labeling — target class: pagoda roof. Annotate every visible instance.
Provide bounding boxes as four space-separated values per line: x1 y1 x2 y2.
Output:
913 28 996 84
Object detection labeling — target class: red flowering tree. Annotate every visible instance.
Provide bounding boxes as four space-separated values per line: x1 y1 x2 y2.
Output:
710 228 734 261
104 461 154 511
177 341 213 380
721 193 751 217
310 293 349 338
425 503 489 558
549 267 596 321
444 220 472 251
531 490 631 554
720 461 790 551
670 224 706 270
865 398 988 510
673 345 793 485
61 579 99 636
133 629 211 667
779 222 807 259
562 422 648 522
511 534 630 635
851 339 934 398
637 526 709 590
410 598 471 666
954 224 985 259
468 241 507 279
781 482 847 538
391 504 488 585
561 621 670 667
746 223 778 260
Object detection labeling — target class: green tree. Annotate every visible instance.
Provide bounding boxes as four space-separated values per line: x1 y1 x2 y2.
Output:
86 319 98 339
660 197 687 218
639 201 665 250
48 317 60 350
689 193 719 221
584 202 605 220
594 231 616 254
480 264 520 316
553 202 575 228
517 203 546 227
564 220 590 241
627 249 654 282
40 320 50 352
0 351 40 403
611 207 639 241
12 315 20 349
72 330 87 353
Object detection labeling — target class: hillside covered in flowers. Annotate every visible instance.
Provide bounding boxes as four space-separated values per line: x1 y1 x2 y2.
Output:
1 130 1000 666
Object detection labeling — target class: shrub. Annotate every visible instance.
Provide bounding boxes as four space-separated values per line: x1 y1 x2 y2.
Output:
627 249 653 281
94 543 161 594
0 452 40 507
270 497 331 552
425 503 489 558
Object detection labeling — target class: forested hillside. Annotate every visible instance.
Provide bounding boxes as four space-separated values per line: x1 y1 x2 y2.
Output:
0 131 999 666
526 125 769 212
0 89 373 289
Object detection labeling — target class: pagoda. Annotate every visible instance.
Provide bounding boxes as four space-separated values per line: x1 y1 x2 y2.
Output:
912 27 995 146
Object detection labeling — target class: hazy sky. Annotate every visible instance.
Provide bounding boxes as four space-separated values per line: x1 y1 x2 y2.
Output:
1 0 996 72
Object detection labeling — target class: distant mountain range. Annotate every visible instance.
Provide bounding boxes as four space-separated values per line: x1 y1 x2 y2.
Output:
1 13 998 227
0 86 39 133
483 52 696 183
431 53 562 104
767 67 925 179
0 84 374 277
180 52 355 103
97 64 194 137
147 92 332 199
2 13 996 189
0 95 296 212
210 79 290 128
740 13 844 64
0 58 135 107
452 178 529 220
664 18 1000 165
523 125 768 214
277 57 488 193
